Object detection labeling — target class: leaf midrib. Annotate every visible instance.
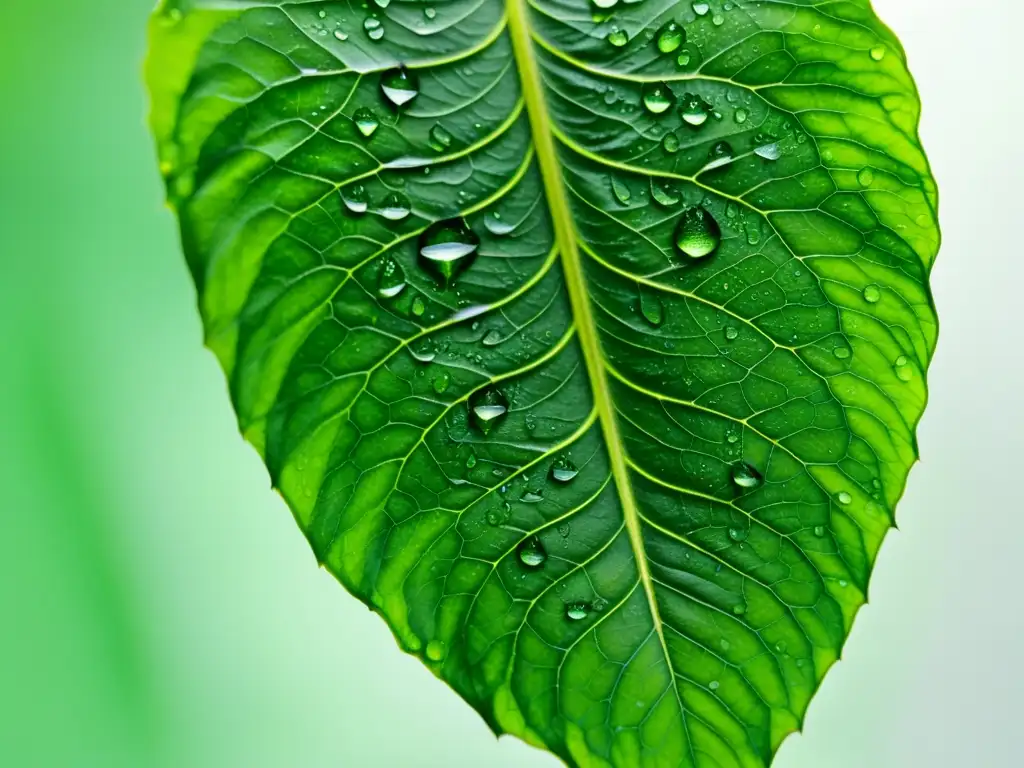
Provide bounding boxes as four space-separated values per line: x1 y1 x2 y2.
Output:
505 0 682 717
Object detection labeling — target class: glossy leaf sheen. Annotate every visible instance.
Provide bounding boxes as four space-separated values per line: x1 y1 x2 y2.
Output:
148 1 939 765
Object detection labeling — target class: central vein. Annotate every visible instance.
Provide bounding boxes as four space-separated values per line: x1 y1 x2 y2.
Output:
505 0 671 656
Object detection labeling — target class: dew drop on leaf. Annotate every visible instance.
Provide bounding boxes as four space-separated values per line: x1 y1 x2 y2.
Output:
418 219 479 285
592 0 618 8
673 206 721 259
607 28 628 47
657 22 685 53
754 142 781 161
363 16 384 41
893 356 914 382
550 456 579 483
814 525 826 537
725 326 739 341
863 284 882 303
411 296 426 317
380 66 419 107
639 291 665 327
731 461 763 489
484 212 516 236
517 536 547 568
377 257 406 298
870 45 886 61
353 107 379 138
377 192 411 221
858 167 875 187
432 371 450 394
705 141 734 170
610 176 631 205
341 184 368 215
429 123 453 152
469 388 509 435
692 2 710 16
837 491 853 505
680 94 710 126
661 133 680 154
425 640 446 661
728 527 749 542
642 82 674 115
566 602 591 621
651 180 680 207
734 107 748 124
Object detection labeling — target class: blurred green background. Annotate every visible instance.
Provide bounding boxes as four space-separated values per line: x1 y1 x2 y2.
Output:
2 1 1021 766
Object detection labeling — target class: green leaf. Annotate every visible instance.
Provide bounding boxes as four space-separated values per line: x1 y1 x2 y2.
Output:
147 0 939 765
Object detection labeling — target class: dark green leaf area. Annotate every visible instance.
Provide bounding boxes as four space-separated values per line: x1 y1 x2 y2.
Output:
149 1 939 766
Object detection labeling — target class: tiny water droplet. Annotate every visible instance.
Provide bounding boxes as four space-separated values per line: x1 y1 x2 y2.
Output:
732 602 746 616
709 680 720 691
470 388 509 435
833 346 851 360
775 641 788 654
412 296 426 317
380 66 419 107
517 536 547 568
728 527 749 542
894 355 914 382
674 206 721 259
725 326 739 341
662 133 680 154
429 123 453 152
734 107 748 124
863 284 881 303
657 21 685 53
341 184 368 215
334 29 349 42
432 371 451 394
550 456 579 483
377 257 406 298
566 602 590 621
731 462 763 489
676 51 691 67
813 525 826 537
857 167 875 187
837 491 853 505
419 219 479 285
466 452 477 469
642 82 674 115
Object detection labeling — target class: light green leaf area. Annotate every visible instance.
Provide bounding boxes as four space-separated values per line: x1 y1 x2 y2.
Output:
148 0 939 765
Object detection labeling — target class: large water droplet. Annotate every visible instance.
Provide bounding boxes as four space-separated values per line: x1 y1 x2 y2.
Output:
674 206 721 259
377 257 406 298
363 16 384 41
857 167 875 187
657 21 685 53
566 602 590 621
692 2 710 16
470 388 509 435
754 142 781 161
551 456 579 483
419 219 479 285
731 461 763 489
680 94 710 126
662 133 680 154
651 180 680 207
484 212 516 236
425 639 446 661
607 28 628 47
429 123 453 152
863 284 881 303
734 107 748 124
353 107 379 138
380 66 419 107
341 184 368 215
377 192 411 221
517 536 547 568
642 82 674 115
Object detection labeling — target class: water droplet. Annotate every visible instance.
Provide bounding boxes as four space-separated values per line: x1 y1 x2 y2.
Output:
863 284 881 303
593 0 618 8
639 291 664 326
334 30 349 42
470 388 509 435
380 66 419 107
731 462 763 489
425 639 446 661
642 82 674 115
676 51 691 67
728 527 749 542
363 16 384 41
732 602 747 616
424 7 437 19
482 329 503 347
550 456 579 483
674 206 721 259
894 356 914 382
341 184 368 215
650 180 680 207
775 640 788 654
692 2 710 15
857 167 874 187
419 219 479 285
377 192 411 221
657 22 685 53
833 346 851 360
870 45 886 61
754 142 781 161
429 123 453 152
813 525 826 537
662 133 680 154
709 680 720 690
373 0 391 7
705 141 734 170
377 257 406 298
466 452 477 469
611 176 631 205
517 536 547 568
484 212 515 236
607 28 628 47
725 326 739 341
412 296 426 317
566 602 590 621
680 93 710 126
734 107 748 124
712 13 724 25
837 491 853 505
432 371 450 394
